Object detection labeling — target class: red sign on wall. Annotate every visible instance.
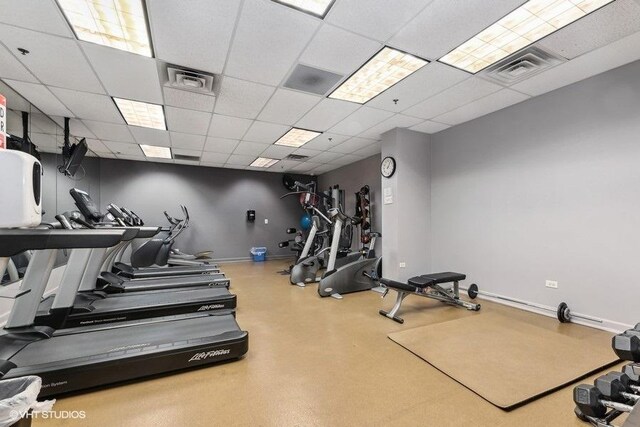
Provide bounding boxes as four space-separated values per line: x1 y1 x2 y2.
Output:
0 94 6 149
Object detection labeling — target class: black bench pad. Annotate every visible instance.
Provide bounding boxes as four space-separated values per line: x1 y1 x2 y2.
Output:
408 272 466 289
379 278 415 292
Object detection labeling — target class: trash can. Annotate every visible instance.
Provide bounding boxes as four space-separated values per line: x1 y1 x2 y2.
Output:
0 376 55 427
250 247 267 262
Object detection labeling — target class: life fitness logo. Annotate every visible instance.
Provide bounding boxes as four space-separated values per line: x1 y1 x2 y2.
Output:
0 93 6 149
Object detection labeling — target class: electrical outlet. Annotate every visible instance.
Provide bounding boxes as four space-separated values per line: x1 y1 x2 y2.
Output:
399 262 406 268
545 280 558 289
264 219 268 224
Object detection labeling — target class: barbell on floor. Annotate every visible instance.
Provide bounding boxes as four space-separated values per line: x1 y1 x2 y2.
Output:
466 284 602 324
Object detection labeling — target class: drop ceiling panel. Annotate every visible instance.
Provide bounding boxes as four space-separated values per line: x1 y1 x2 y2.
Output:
358 114 423 139
130 127 171 146
170 132 205 150
261 144 297 159
30 132 58 150
326 0 431 42
296 98 360 131
3 80 73 117
0 44 38 83
409 120 450 134
389 0 526 60
309 151 342 163
0 25 103 93
83 120 134 142
0 81 32 111
353 142 382 158
290 162 322 172
204 137 239 153
106 141 142 156
208 114 252 139
49 87 124 123
116 154 146 161
312 163 339 174
163 87 216 113
165 106 211 135
50 116 96 138
512 31 640 97
214 77 275 119
367 62 469 112
299 24 382 75
537 0 640 60
0 0 73 37
172 148 201 157
226 154 255 166
330 154 361 166
329 107 394 136
201 151 231 163
434 89 530 126
200 161 224 168
257 88 321 125
292 147 322 157
83 43 163 103
243 121 289 143
403 78 503 119
86 139 111 154
301 133 347 150
331 137 378 154
148 0 241 74
233 141 270 156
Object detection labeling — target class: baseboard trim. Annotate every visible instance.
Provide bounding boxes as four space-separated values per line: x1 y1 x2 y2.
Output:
215 255 295 263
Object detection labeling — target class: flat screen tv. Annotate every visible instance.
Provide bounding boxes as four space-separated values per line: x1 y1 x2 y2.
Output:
62 138 87 177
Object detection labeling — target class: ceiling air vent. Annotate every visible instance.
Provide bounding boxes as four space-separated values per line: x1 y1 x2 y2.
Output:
167 66 215 94
285 154 309 161
481 46 566 85
284 64 343 96
173 154 201 162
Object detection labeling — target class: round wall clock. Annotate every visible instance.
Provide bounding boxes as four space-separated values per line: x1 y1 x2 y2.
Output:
381 156 396 178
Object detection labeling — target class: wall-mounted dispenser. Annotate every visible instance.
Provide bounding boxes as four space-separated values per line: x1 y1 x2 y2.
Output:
247 210 256 222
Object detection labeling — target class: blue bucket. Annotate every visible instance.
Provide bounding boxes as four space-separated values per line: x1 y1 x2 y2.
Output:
250 247 267 262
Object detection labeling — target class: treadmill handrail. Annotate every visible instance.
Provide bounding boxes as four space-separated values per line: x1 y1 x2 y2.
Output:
0 229 126 256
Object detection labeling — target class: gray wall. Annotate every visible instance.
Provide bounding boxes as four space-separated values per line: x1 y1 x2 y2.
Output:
430 60 640 327
99 159 310 260
318 154 382 253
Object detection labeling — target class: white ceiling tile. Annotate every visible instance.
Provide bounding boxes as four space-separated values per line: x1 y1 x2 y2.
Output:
367 62 469 113
174 159 201 165
409 120 450 134
97 152 117 159
512 31 640 97
83 120 134 142
225 0 320 85
403 78 503 119
223 163 249 170
329 107 394 136
332 137 379 154
261 145 296 159
82 43 162 103
3 80 73 116
0 81 32 111
0 24 103 93
389 0 525 60
537 0 640 59
86 139 111 154
172 148 202 157
0 44 38 83
214 77 275 119
226 154 256 166
257 88 321 125
49 87 123 123
309 151 342 163
326 0 431 42
30 132 58 150
329 154 361 166
170 132 205 150
353 143 382 158
233 141 270 156
50 116 96 138
243 121 289 143
311 163 339 174
30 113 59 134
201 152 231 163
200 162 225 168
434 89 529 126
292 147 322 157
130 127 171 146
268 159 299 172
163 87 216 112
296 98 360 130
106 141 142 155
358 114 423 139
165 106 211 135
148 0 241 74
208 114 253 138
299 24 382 75
290 161 322 172
301 132 347 150
0 0 73 37
204 137 239 153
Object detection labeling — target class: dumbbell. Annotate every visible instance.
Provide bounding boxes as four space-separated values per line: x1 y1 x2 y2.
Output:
595 373 640 403
612 329 640 362
574 384 635 418
623 363 640 383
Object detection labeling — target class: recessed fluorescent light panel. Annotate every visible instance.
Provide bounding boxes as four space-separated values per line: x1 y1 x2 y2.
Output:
250 157 280 168
57 0 153 57
275 128 321 148
272 0 335 18
140 144 171 159
329 47 429 104
113 97 166 130
440 0 615 73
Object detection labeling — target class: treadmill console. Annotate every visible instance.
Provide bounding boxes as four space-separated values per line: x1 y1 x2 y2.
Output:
70 188 103 223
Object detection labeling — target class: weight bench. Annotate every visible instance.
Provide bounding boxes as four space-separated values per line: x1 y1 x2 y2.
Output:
379 272 481 323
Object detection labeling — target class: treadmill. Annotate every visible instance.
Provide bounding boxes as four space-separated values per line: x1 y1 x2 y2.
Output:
34 217 236 329
0 228 248 397
70 188 222 279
